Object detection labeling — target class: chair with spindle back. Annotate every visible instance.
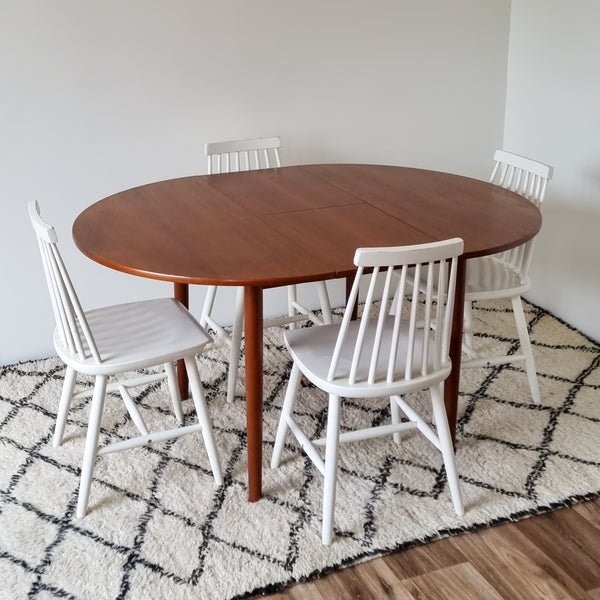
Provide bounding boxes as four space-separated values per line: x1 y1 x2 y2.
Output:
461 150 553 404
201 136 333 403
271 238 465 544
28 201 222 517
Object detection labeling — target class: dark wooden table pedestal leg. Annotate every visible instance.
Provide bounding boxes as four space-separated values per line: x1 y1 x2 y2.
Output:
445 258 466 446
174 282 190 399
244 285 264 502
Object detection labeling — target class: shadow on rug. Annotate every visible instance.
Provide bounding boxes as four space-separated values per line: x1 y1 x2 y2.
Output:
1 299 599 599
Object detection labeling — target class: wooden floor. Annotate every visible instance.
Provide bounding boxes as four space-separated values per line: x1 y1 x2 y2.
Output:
262 496 600 600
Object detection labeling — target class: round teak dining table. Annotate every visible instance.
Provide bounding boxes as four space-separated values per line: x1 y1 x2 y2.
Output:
72 163 542 502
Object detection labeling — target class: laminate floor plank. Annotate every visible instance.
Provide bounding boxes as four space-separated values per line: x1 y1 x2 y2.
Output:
401 563 504 600
350 557 415 599
517 507 600 591
382 536 466 579
573 496 600 529
448 521 591 600
312 566 385 600
287 581 327 600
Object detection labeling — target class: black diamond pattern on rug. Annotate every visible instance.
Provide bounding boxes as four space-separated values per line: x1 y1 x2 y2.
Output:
1 299 600 599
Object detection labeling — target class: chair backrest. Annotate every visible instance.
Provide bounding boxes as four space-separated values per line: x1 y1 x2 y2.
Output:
490 150 553 209
28 201 101 363
205 136 282 174
328 238 464 387
489 149 553 280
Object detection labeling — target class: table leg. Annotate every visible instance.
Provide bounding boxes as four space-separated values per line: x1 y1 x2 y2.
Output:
445 258 466 445
174 282 190 399
244 285 264 502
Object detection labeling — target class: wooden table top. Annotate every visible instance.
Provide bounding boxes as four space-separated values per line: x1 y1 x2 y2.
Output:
72 164 542 287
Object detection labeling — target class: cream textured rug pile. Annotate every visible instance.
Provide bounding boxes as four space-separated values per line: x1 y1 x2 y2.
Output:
1 299 600 600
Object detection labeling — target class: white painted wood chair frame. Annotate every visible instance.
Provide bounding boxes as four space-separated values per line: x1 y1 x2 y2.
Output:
206 136 283 174
28 201 223 518
201 136 333 403
271 238 465 545
461 150 553 404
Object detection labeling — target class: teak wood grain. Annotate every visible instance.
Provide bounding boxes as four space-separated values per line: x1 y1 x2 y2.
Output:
72 164 541 503
73 165 540 286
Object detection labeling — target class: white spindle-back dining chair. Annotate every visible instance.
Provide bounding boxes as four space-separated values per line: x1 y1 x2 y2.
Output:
271 238 465 545
206 136 282 173
28 201 223 518
461 150 553 404
201 136 333 403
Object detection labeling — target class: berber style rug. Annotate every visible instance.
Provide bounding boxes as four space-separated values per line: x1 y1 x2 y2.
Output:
1 299 599 599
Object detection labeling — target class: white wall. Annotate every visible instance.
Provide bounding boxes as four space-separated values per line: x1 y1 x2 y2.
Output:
1 1 511 364
505 1 600 341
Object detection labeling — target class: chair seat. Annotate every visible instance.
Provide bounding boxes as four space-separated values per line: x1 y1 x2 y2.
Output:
55 298 212 375
285 316 451 398
465 256 530 300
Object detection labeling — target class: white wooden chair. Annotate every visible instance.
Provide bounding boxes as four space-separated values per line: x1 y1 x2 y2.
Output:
201 136 333 403
28 201 223 518
461 150 553 404
271 238 465 545
205 136 283 174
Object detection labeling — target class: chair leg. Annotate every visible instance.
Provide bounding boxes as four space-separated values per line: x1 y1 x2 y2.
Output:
271 363 302 468
462 300 475 352
391 395 402 444
165 361 184 424
430 384 464 517
287 284 299 328
77 375 107 518
184 356 223 486
54 366 77 447
317 281 333 324
322 393 341 545
512 295 541 404
226 287 245 403
199 285 218 329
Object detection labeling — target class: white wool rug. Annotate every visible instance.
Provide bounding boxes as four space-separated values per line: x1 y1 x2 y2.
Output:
1 299 600 600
